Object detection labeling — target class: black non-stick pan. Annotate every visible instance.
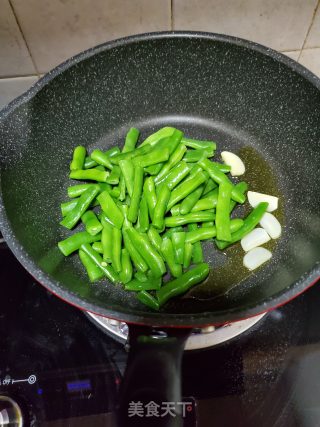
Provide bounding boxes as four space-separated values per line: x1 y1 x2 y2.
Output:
0 32 319 426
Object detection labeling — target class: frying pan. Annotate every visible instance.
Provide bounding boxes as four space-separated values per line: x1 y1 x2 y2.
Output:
0 32 319 426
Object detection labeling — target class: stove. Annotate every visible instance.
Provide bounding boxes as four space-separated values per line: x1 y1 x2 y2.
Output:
1 238 320 427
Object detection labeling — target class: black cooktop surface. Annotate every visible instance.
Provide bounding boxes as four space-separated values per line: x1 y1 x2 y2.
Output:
1 239 320 427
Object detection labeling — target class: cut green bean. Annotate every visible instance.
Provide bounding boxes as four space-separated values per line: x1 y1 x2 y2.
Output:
179 185 204 215
125 277 161 291
138 195 149 232
106 165 121 185
101 219 113 262
183 242 193 269
167 170 207 211
165 211 216 227
91 149 114 170
216 182 233 241
143 177 157 220
147 226 163 253
126 227 166 278
128 165 144 223
134 147 170 168
70 146 86 171
191 189 218 212
81 243 119 283
161 237 182 278
188 224 203 263
157 263 209 306
92 242 103 253
140 127 177 147
67 183 110 199
199 159 245 203
182 137 216 151
216 202 269 250
111 227 122 273
110 144 152 165
123 229 148 272
70 169 109 183
186 219 244 244
154 143 187 184
203 178 218 195
145 163 163 175
119 248 132 284
163 161 191 190
84 156 98 169
137 291 160 310
123 127 139 153
97 190 124 229
119 159 134 197
183 148 214 163
58 231 101 256
152 184 171 230
172 232 185 265
81 210 103 236
60 186 99 229
170 205 181 216
229 181 248 213
118 175 126 201
79 249 104 282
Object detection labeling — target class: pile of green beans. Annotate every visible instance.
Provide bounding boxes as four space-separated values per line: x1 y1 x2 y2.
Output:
58 126 269 310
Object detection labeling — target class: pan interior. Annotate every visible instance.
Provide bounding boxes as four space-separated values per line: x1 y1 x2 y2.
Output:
0 34 319 322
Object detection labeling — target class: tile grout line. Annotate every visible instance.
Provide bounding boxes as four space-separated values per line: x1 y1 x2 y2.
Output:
298 0 320 61
7 0 40 77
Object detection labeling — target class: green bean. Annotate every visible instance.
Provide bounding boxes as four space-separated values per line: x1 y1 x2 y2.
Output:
145 163 163 175
79 249 104 282
80 243 120 283
152 184 171 230
125 277 161 291
143 177 157 220
123 229 148 272
110 144 152 165
111 227 122 273
126 227 166 278
157 263 209 306
170 205 181 216
216 182 233 241
110 187 121 199
215 202 269 250
182 137 216 151
97 190 124 229
92 242 103 253
154 143 187 184
183 242 193 269
202 221 215 228
188 224 203 263
91 149 114 170
183 148 214 163
118 175 126 201
186 218 244 244
172 232 185 265
199 159 245 203
140 126 177 147
70 146 86 171
191 188 218 212
134 147 170 168
163 226 184 239
101 218 113 262
128 165 144 223
119 159 134 197
137 291 160 310
69 169 109 183
81 210 103 235
165 211 216 227
95 165 106 171
134 271 148 282
60 185 99 229
58 231 101 256
67 183 110 198
229 181 248 213
119 248 132 284
203 178 218 195
60 197 99 217
84 156 98 169
179 185 204 215
123 127 139 153
161 238 182 278
106 165 121 185
167 170 207 211
138 195 149 232
162 161 191 190
147 226 163 253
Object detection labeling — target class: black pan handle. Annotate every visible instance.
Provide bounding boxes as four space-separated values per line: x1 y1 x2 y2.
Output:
117 325 192 427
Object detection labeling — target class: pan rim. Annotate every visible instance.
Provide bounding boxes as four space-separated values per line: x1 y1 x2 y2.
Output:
0 30 319 327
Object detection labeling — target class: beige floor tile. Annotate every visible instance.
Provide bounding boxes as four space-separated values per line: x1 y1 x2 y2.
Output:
173 0 317 52
299 47 320 77
0 0 36 77
11 0 171 74
305 4 320 48
282 51 300 61
0 76 38 108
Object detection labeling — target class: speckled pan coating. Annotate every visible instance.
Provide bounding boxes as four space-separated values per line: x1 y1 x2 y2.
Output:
0 32 319 326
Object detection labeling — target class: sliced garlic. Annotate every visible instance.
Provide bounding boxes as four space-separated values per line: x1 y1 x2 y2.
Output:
247 191 278 212
240 227 271 252
243 247 272 271
260 212 282 239
221 151 245 176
